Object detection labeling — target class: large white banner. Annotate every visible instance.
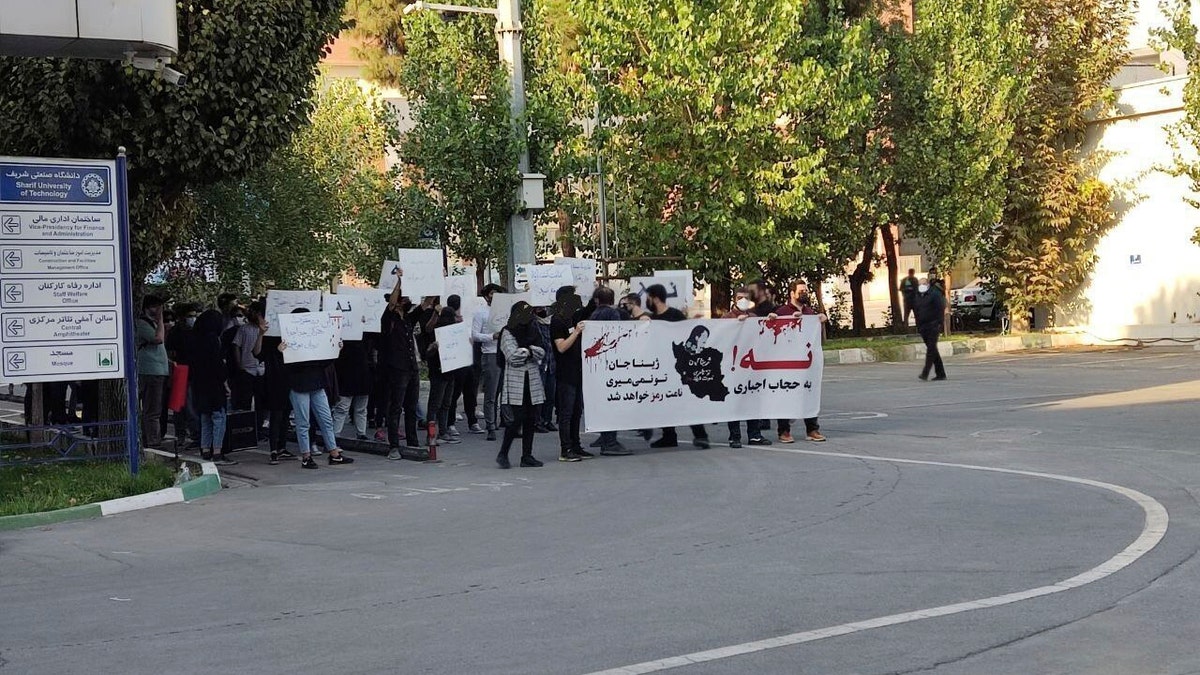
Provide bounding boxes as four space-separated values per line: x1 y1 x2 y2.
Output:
265 290 321 337
582 317 823 432
435 321 473 373
398 248 446 299
279 311 341 364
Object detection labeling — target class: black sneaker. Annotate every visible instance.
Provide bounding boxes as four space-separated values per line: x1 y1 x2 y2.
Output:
747 437 772 446
200 450 214 461
729 439 743 449
545 422 558 432
600 443 633 456
558 453 583 463
535 424 550 434
589 438 603 448
215 454 239 466
356 434 370 441
496 454 511 469
329 453 355 465
919 373 929 381
638 429 653 440
692 438 711 450
650 438 678 448
276 449 297 460
574 449 595 459
520 455 544 468
487 430 497 441
932 375 947 381
269 452 280 465
301 457 319 469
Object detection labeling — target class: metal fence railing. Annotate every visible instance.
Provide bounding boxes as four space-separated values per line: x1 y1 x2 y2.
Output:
0 421 130 467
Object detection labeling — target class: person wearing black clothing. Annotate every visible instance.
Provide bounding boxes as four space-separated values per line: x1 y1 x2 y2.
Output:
279 309 354 469
590 286 632 456
190 309 237 466
425 306 463 446
445 294 481 434
551 286 588 462
914 278 948 381
381 272 423 459
645 284 710 449
899 268 920 327
332 337 371 441
260 333 295 464
166 303 201 446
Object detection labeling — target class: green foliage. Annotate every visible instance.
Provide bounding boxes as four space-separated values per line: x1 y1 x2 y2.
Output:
573 0 881 287
0 0 348 281
980 0 1133 324
187 79 412 294
1154 0 1200 246
890 0 1028 271
0 461 174 517
346 0 409 86
397 12 522 272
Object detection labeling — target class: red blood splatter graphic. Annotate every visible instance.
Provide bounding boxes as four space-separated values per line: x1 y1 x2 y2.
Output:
759 317 801 344
585 331 626 359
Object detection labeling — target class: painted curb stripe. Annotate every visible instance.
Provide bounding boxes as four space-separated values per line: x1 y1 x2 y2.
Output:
583 449 1170 675
0 503 102 531
179 474 221 501
0 473 221 531
100 487 184 516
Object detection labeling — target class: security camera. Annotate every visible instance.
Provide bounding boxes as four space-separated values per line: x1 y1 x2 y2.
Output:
161 67 187 87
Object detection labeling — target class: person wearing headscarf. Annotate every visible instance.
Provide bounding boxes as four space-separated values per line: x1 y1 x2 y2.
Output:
189 309 237 466
444 294 481 436
496 301 546 468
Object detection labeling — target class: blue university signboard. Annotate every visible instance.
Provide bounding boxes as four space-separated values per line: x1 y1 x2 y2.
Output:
0 157 129 384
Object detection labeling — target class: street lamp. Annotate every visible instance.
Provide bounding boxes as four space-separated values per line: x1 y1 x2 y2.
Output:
404 0 543 287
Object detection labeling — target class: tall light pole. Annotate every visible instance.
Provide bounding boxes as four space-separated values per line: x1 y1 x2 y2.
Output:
404 0 542 287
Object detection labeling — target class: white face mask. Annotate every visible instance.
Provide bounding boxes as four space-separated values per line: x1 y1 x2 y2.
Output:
735 298 753 311
918 284 930 293
235 316 247 326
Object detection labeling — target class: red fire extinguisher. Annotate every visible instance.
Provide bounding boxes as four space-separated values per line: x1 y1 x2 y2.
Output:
426 419 438 462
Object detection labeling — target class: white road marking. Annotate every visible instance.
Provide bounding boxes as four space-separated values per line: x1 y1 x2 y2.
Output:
583 448 1169 675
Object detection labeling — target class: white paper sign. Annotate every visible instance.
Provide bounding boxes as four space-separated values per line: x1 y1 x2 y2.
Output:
581 317 823 432
487 293 530 333
377 259 402 291
265 290 322 337
654 270 695 308
629 276 689 311
398 248 446 299
279 311 341 364
444 274 480 322
323 293 363 341
528 264 575 306
435 321 473 373
337 285 387 333
555 257 598 297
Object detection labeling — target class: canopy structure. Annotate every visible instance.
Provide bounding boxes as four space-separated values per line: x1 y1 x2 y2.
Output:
0 0 177 60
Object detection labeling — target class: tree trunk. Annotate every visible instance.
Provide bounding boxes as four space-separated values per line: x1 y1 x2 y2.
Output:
710 270 731 318
880 224 903 334
848 226 877 336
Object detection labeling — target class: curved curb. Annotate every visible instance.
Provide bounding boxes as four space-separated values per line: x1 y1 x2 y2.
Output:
585 448 1169 675
0 453 222 532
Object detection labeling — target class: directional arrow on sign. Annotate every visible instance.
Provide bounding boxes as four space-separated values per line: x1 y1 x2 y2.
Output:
5 318 23 337
2 249 21 269
1 215 19 234
7 351 25 371
3 284 22 303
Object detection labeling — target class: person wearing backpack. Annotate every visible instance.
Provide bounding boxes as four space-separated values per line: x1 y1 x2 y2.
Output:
495 301 547 469
135 294 170 449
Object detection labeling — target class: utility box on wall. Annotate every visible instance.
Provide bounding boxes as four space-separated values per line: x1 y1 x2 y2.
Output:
0 0 177 59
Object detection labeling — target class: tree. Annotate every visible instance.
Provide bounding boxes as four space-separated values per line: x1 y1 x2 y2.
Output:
0 0 348 281
979 0 1133 330
395 12 522 273
573 0 881 298
890 0 1028 296
187 78 414 293
1151 1 1200 246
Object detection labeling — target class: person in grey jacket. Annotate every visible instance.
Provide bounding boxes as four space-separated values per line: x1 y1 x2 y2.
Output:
496 301 546 469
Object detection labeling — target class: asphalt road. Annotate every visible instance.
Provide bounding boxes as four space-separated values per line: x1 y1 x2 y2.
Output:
3 346 1200 675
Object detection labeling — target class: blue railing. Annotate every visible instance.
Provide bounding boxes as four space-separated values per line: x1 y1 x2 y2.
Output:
0 421 130 467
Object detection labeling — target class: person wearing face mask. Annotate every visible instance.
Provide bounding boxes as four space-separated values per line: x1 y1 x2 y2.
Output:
496 301 546 469
772 280 829 442
551 285 589 461
725 287 760 448
166 302 202 447
230 303 266 416
645 284 710 449
382 269 425 459
135 294 170 449
913 277 948 381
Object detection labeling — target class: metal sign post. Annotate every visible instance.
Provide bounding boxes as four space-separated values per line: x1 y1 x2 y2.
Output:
0 151 140 474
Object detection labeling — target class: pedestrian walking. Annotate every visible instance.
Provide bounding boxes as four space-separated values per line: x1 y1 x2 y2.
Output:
899 268 920 327
496 301 546 469
914 277 948 381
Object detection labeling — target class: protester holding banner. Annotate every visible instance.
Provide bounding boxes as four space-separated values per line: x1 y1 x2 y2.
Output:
724 287 762 448
382 273 424 459
619 293 651 321
771 280 828 442
646 284 711 449
259 331 296 465
425 306 464 446
279 308 354 469
191 309 237 466
551 286 589 461
445 294 482 435
473 284 506 441
496 301 546 469
589 286 633 456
